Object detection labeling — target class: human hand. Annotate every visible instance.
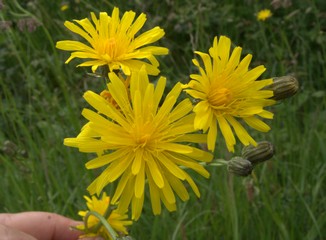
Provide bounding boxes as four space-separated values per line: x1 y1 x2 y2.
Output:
0 211 103 240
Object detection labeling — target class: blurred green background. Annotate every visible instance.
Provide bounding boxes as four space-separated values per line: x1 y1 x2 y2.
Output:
0 0 325 239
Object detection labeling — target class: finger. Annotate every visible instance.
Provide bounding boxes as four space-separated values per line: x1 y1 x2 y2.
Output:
0 224 37 240
0 212 82 240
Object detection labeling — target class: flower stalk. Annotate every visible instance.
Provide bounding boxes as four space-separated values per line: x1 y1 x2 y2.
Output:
84 211 118 240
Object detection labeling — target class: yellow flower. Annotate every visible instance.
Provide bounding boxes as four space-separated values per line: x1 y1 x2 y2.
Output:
257 9 272 21
77 193 132 240
100 73 131 109
64 68 213 220
56 7 168 75
183 36 275 152
60 4 69 12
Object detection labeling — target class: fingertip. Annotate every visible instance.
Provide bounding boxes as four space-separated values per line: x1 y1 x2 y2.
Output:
48 213 82 240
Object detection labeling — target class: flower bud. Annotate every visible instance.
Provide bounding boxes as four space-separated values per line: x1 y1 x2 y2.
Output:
242 141 274 165
227 157 253 177
264 76 299 100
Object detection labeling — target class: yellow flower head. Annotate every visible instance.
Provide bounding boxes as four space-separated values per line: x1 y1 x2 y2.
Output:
56 7 168 75
257 9 272 21
65 68 213 220
77 192 132 239
183 36 275 152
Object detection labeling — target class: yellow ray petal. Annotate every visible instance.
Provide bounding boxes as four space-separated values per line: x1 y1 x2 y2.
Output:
147 169 162 215
146 154 164 188
112 169 132 204
134 162 145 198
157 152 187 180
217 116 236 152
132 149 143 175
116 178 134 214
207 117 217 151
131 192 144 220
165 171 189 201
86 148 129 169
244 116 271 132
160 190 176 212
160 174 176 205
226 115 256 146
169 98 193 122
63 21 94 45
184 172 201 197
174 134 207 144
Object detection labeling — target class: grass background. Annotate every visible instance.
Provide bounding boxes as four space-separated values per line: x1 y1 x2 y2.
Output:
1 0 325 239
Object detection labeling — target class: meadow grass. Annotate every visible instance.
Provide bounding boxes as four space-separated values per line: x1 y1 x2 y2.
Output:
0 0 325 239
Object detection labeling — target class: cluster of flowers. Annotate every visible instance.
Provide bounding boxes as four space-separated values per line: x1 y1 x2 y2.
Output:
56 6 298 239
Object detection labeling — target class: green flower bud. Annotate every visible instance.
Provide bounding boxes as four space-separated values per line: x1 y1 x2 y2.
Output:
242 141 274 165
264 76 299 100
227 157 253 177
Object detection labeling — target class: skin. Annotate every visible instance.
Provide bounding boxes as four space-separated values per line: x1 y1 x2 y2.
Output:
0 212 103 240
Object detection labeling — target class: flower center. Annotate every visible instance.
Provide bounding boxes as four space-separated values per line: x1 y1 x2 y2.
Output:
136 134 151 148
132 121 155 150
208 87 233 107
104 37 118 58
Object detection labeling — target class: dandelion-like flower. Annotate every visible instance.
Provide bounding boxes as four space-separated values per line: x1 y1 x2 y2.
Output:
77 193 132 240
65 68 212 220
256 9 272 21
56 7 168 75
183 36 275 152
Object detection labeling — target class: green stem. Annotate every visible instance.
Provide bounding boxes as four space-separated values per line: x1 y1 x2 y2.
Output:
227 174 239 240
180 159 228 170
200 158 228 166
84 211 118 240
